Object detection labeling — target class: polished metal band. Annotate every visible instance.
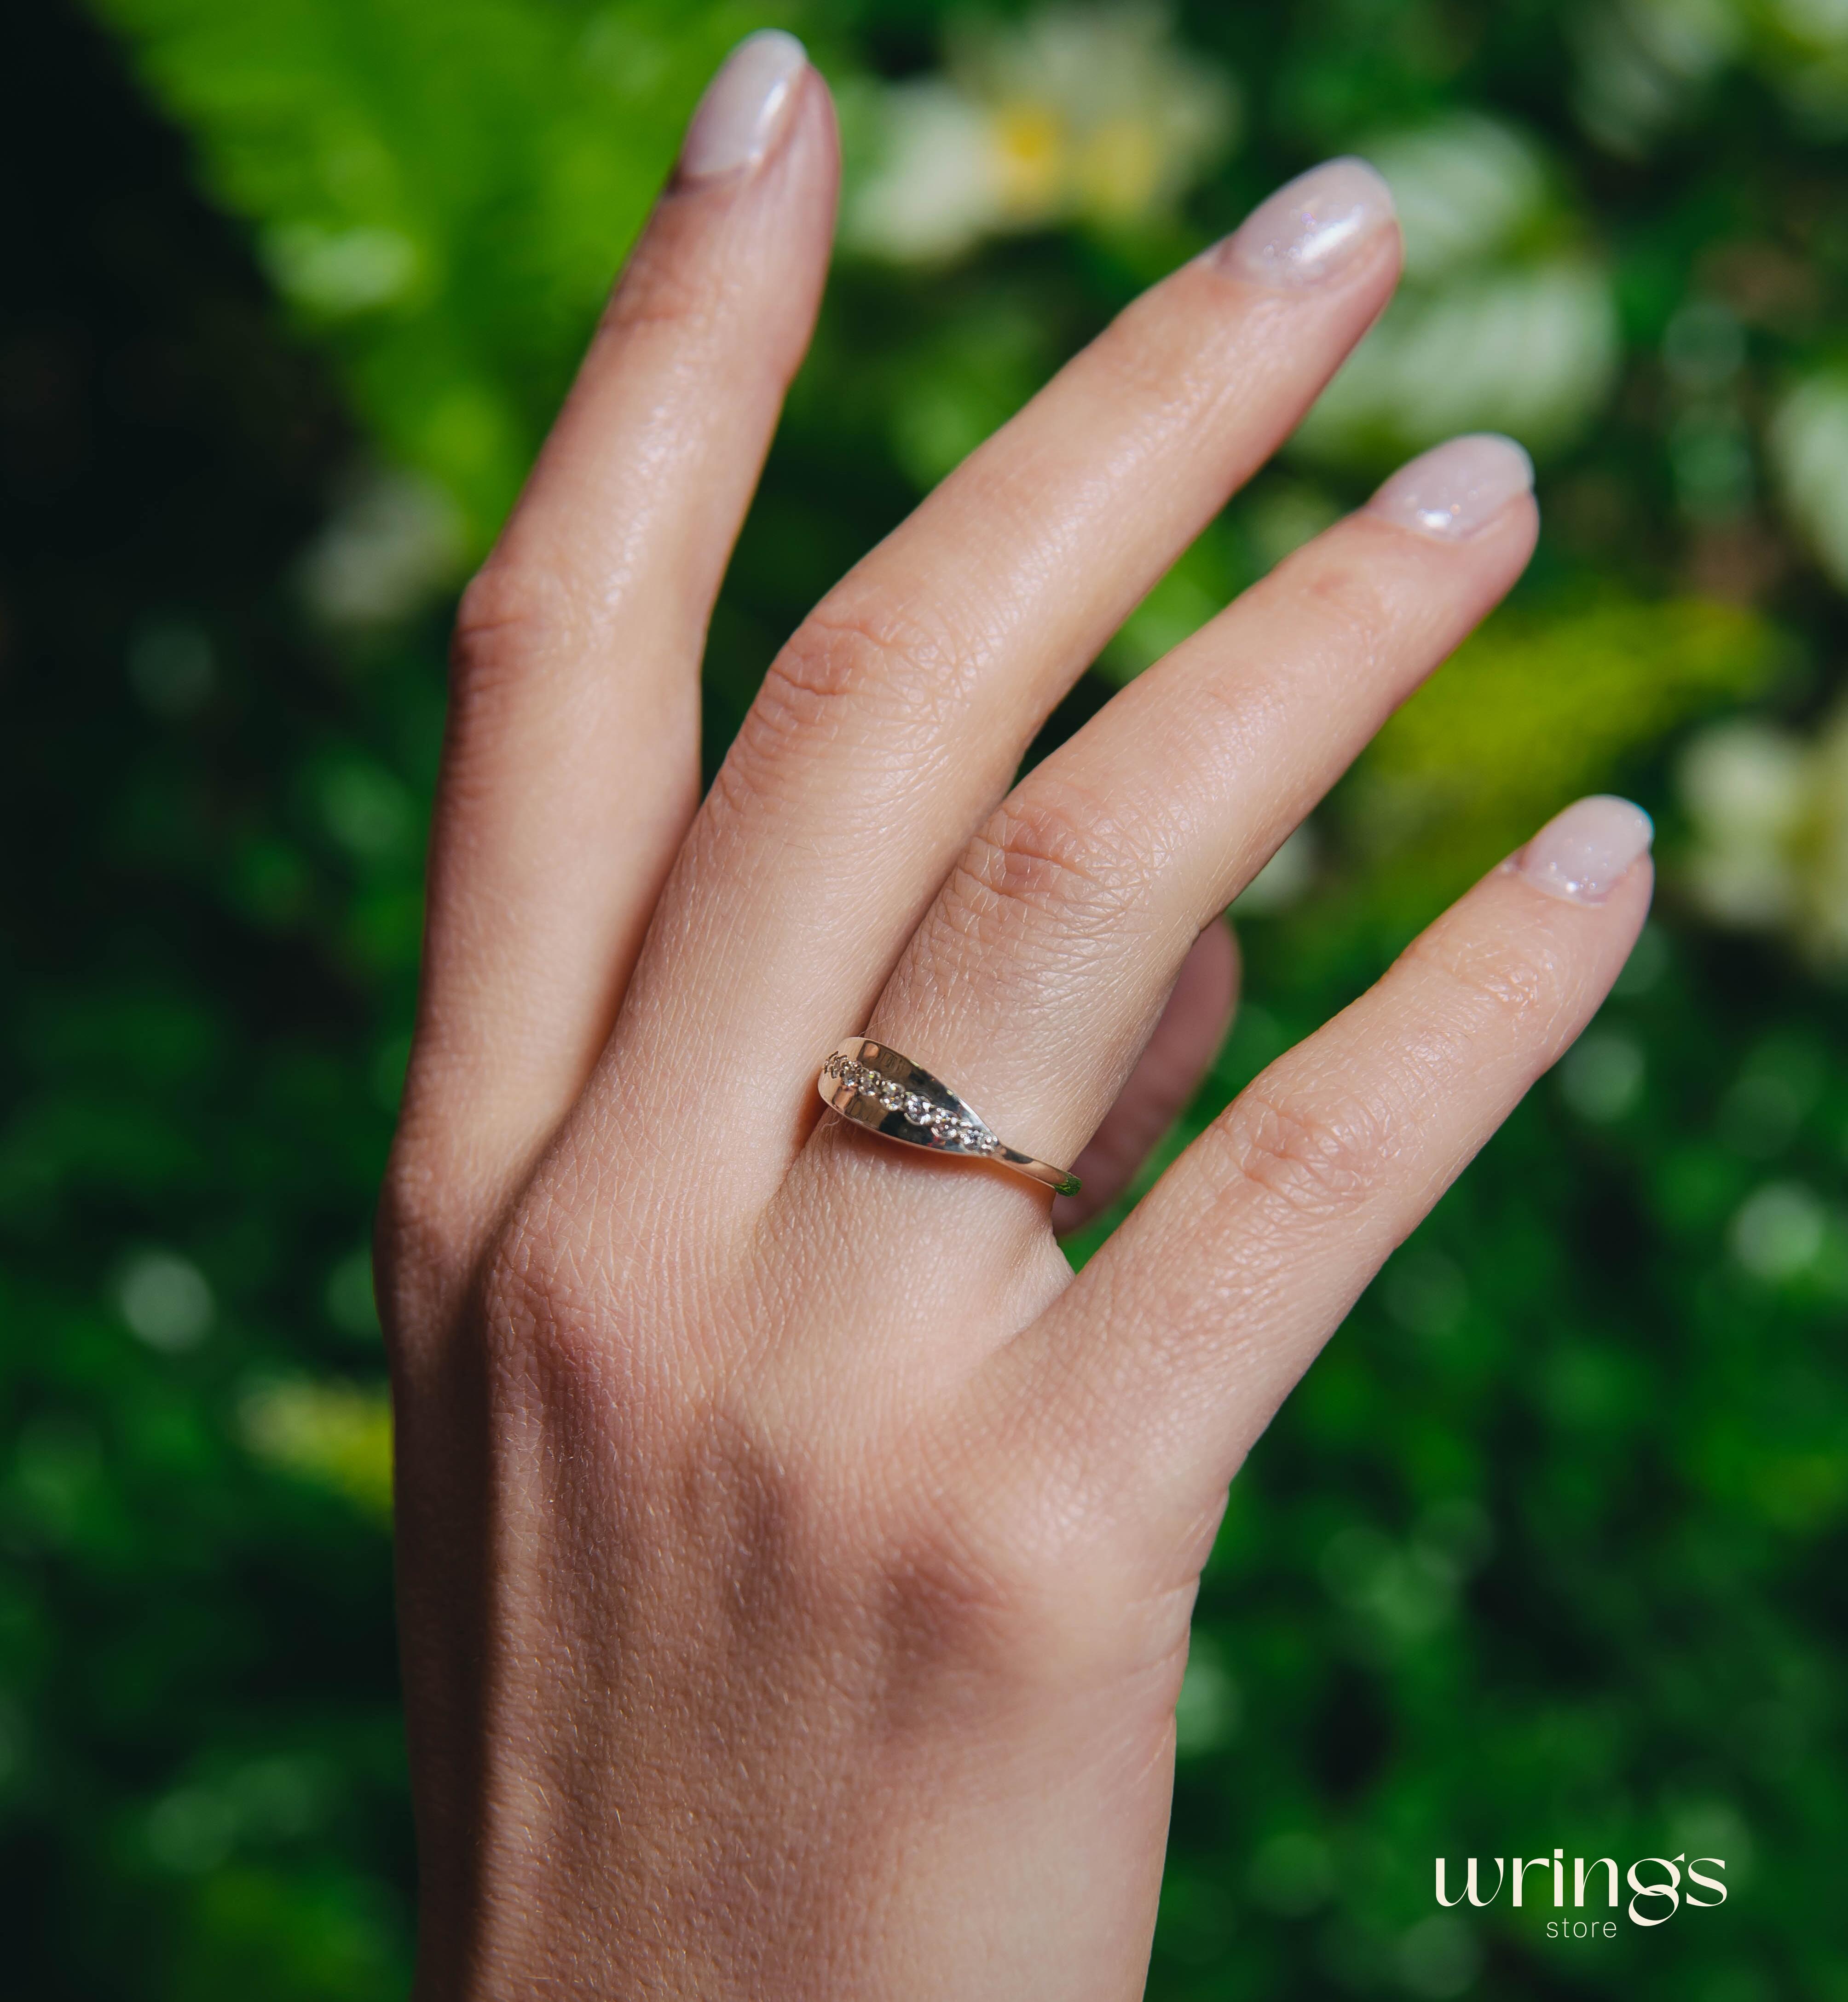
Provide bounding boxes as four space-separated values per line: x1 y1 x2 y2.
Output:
817 1038 1080 1199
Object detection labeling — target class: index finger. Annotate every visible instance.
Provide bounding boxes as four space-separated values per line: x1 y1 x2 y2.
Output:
390 33 837 1265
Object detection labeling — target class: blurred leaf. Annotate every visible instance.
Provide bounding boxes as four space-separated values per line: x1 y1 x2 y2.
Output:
87 0 797 546
1348 596 1785 905
241 1377 394 1521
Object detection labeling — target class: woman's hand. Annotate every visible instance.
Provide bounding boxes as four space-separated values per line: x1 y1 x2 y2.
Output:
378 32 1652 1998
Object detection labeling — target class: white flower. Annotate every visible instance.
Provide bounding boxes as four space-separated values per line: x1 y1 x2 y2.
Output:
297 466 464 630
1294 256 1619 464
1753 0 1848 128
1573 0 1848 148
118 1251 214 1353
263 223 419 317
1681 723 1809 849
1571 0 1744 155
1559 1030 1647 1122
1634 0 1745 71
1678 704 1848 964
1769 375 1848 589
1731 1181 1829 1281
844 4 1236 262
846 83 1008 263
1364 114 1548 280
1777 0 1848 47
1286 115 1618 467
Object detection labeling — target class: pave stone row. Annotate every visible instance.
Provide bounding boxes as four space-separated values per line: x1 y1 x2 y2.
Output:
824 1053 996 1153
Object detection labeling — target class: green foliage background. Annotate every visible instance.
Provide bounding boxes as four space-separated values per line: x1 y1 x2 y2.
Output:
4 0 1847 1994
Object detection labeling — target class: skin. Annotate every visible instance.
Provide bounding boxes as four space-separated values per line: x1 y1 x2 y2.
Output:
378 63 1651 2001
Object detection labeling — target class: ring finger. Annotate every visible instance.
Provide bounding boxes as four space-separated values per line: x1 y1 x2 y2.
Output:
827 433 1539 1214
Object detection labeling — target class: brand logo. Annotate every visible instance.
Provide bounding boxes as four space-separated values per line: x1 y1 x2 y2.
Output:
1435 1852 1727 1933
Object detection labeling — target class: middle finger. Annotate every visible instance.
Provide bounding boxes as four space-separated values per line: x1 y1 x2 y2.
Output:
611 160 1401 1151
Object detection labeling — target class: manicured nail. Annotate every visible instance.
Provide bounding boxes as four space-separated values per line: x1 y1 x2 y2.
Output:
679 29 808 184
1218 157 1397 287
1517 796 1654 904
1368 434 1535 540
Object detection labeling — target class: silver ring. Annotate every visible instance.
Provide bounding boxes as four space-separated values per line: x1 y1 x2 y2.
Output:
818 1038 1080 1198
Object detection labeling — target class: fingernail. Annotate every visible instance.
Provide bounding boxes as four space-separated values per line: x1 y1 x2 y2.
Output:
1367 433 1535 540
1218 157 1397 287
1517 796 1654 904
678 29 808 184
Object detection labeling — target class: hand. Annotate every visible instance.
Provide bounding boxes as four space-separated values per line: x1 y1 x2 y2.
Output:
379 32 1652 1998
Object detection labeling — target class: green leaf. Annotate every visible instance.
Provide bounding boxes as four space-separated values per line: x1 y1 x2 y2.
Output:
1346 596 1787 907
88 0 797 545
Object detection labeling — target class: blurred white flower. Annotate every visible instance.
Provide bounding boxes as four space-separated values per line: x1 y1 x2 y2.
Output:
1777 0 1848 45
1769 375 1848 588
1571 0 1744 155
1731 1180 1829 1281
1364 114 1548 280
848 84 1001 262
1632 0 1745 70
1754 0 1848 127
1575 0 1848 146
263 223 419 316
298 466 464 629
1294 253 1619 464
1287 114 1617 467
845 4 1236 262
1678 706 1848 964
1559 1029 1647 1122
118 1251 214 1353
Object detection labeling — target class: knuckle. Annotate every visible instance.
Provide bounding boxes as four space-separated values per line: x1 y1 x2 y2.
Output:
877 1431 1183 1698
451 557 575 700
1402 926 1565 1031
1214 1077 1397 1221
767 589 978 735
474 1193 618 1401
600 226 725 341
875 1514 1070 1698
373 1153 472 1342
720 590 979 815
476 1208 548 1350
936 786 1153 962
1287 545 1396 671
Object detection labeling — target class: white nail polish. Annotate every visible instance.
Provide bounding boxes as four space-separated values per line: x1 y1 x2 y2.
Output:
1517 796 1654 904
1368 434 1535 540
1217 157 1397 288
678 29 807 184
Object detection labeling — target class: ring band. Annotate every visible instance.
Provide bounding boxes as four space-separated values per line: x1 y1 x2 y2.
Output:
818 1038 1080 1199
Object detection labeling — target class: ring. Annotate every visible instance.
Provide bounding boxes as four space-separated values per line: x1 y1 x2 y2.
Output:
818 1038 1081 1198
